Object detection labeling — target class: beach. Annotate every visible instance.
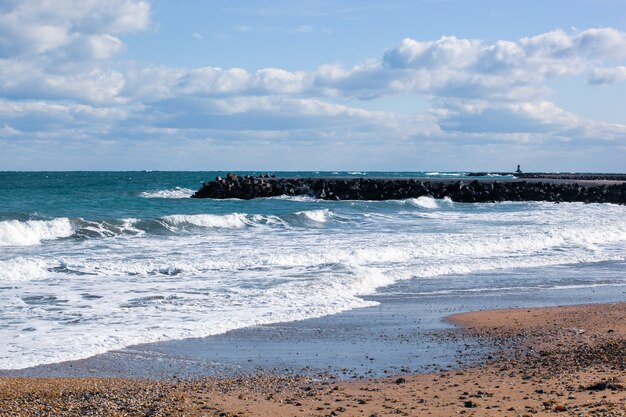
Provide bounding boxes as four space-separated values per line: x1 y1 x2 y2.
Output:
1 301 624 416
2 267 625 416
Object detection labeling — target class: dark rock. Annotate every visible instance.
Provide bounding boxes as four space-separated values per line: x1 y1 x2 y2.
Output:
463 400 477 408
191 174 626 204
584 381 624 391
517 173 626 181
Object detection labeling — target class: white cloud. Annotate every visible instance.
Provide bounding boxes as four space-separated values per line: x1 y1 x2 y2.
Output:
438 99 626 141
47 68 127 103
322 27 626 100
265 28 622 103
518 29 574 59
383 36 482 69
100 0 151 33
0 6 624 171
0 59 126 104
0 0 150 59
0 123 21 136
314 59 393 99
253 68 310 94
0 1 151 105
123 65 185 101
574 27 626 59
179 67 252 95
588 66 626 85
0 99 131 122
83 34 125 60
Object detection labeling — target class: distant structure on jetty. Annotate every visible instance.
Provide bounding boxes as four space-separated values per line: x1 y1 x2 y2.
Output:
192 173 626 204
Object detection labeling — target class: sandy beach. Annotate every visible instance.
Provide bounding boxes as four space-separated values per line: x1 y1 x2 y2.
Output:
1 302 624 416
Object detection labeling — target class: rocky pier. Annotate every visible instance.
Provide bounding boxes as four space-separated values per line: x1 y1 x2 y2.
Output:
191 173 626 204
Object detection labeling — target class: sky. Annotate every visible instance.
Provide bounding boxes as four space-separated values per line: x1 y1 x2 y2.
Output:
1 0 625 171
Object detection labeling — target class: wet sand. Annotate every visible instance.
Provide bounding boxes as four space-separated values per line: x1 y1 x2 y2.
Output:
1 302 624 416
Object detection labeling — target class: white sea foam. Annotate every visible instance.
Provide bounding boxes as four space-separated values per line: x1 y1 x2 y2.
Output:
268 195 318 202
407 196 439 209
0 218 73 246
1 201 625 370
396 196 453 211
162 213 250 229
159 213 288 230
75 218 144 238
0 257 50 281
295 209 332 223
426 172 463 177
139 187 195 199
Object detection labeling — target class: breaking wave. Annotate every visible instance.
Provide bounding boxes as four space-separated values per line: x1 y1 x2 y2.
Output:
294 209 333 223
2 193 626 370
407 196 439 209
139 187 195 199
162 213 253 229
0 218 74 246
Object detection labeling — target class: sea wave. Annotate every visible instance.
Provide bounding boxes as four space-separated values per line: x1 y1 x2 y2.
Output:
425 172 465 177
162 213 251 229
139 187 195 199
2 198 625 370
0 210 339 245
394 196 452 210
160 212 290 230
0 218 73 246
267 195 318 202
73 218 144 238
294 209 332 223
407 196 439 209
55 216 626 278
0 257 50 281
161 211 331 229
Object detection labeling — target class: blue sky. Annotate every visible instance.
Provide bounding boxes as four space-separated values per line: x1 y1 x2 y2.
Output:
1 0 625 171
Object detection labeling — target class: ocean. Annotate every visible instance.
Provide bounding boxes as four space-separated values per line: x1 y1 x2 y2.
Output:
1 171 625 371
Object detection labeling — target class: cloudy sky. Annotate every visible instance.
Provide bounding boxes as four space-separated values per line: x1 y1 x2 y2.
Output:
1 0 625 171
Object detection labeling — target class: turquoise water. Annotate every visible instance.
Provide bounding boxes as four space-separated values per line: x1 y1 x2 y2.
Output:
0 171 625 370
0 171 496 219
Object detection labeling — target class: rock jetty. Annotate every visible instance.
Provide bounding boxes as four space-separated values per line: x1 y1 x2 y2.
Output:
466 172 626 181
192 173 626 204
516 173 626 181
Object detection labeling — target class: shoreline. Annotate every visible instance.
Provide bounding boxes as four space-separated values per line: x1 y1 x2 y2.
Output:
4 263 625 380
1 302 624 416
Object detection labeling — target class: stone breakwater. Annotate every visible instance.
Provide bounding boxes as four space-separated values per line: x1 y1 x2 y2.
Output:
467 172 626 181
192 173 626 204
517 173 626 181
